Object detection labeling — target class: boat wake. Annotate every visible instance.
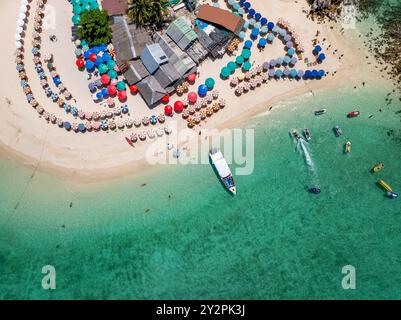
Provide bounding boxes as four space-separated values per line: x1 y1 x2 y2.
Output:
296 138 317 176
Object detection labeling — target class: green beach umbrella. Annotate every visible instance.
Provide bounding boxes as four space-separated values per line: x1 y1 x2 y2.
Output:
205 77 215 90
72 15 80 25
98 64 108 74
72 0 80 6
108 69 117 79
227 61 237 72
73 6 82 14
107 60 115 70
241 49 251 60
221 67 230 78
242 61 252 71
236 56 244 65
117 81 126 91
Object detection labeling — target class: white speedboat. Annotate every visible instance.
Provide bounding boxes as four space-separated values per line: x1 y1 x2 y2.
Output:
209 148 236 195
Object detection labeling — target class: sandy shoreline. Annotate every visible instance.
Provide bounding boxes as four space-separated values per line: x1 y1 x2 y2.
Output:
0 0 385 183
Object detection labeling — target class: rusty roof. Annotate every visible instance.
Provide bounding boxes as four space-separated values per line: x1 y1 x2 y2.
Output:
196 4 245 35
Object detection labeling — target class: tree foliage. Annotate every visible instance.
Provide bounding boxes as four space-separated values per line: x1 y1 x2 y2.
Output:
77 9 112 46
127 0 169 26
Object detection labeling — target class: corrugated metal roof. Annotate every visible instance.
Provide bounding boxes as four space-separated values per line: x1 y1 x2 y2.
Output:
123 60 149 85
137 76 166 106
154 63 181 89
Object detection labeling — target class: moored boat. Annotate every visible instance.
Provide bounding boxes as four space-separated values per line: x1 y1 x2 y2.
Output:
314 109 326 116
303 128 311 141
344 141 351 154
333 125 342 137
291 129 301 141
347 110 360 118
209 148 236 195
371 163 384 173
308 186 321 194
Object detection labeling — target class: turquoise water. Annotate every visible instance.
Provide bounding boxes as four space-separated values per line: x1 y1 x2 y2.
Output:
1 82 401 299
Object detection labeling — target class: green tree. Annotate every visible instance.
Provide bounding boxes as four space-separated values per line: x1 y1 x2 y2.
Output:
127 0 169 26
77 9 112 46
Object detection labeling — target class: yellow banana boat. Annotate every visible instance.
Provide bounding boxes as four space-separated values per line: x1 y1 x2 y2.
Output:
378 179 393 192
371 163 384 173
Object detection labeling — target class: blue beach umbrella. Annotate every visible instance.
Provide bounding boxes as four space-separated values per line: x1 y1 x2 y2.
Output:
318 53 326 62
275 57 283 66
71 107 78 116
102 53 112 62
251 28 259 38
254 22 262 30
243 21 249 30
244 2 251 9
255 13 261 21
94 57 103 67
304 70 311 79
121 105 129 113
248 8 255 17
318 70 325 78
267 22 275 30
268 69 275 77
283 56 291 65
275 69 283 78
101 88 109 98
287 48 295 56
283 69 290 77
198 84 208 96
244 40 253 49
314 45 322 53
240 0 246 4
85 60 94 71
64 104 71 112
258 38 267 47
149 115 158 125
279 29 287 37
78 123 86 133
311 70 319 78
260 18 268 25
248 18 256 27
96 92 103 100
63 122 71 130
289 69 298 78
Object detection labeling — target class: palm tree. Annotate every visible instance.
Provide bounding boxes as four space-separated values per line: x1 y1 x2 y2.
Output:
127 0 169 26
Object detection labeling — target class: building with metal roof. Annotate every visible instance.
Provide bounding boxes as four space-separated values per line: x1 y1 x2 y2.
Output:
137 76 167 107
141 44 169 74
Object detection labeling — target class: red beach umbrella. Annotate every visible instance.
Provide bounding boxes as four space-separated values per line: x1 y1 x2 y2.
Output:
129 84 138 94
107 85 117 96
164 105 173 115
174 101 184 113
161 94 170 103
101 74 110 85
117 90 127 101
188 92 197 104
187 73 196 82
89 53 97 62
76 59 84 68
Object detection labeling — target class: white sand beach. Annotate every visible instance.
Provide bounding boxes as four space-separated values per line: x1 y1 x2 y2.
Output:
0 0 382 182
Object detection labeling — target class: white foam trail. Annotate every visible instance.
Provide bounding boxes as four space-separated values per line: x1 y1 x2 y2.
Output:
297 139 316 174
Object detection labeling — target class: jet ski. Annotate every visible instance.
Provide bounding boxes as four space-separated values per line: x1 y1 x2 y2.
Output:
303 128 312 141
371 163 384 173
333 125 342 137
344 141 351 154
291 129 301 141
308 186 321 194
387 192 398 199
314 109 326 116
